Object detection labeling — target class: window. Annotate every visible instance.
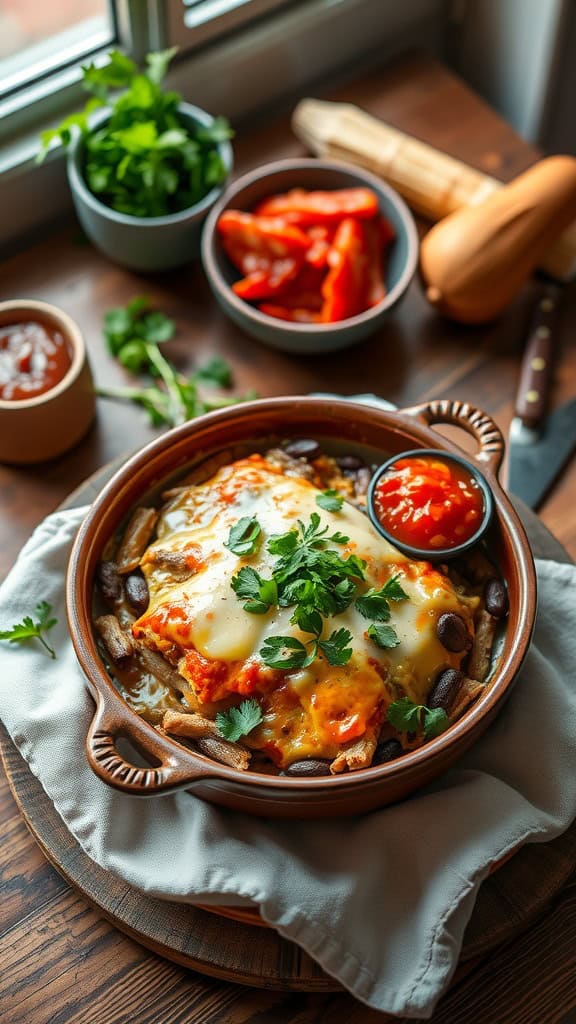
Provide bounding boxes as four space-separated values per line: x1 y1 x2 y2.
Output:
0 0 115 99
0 0 446 252
161 0 296 53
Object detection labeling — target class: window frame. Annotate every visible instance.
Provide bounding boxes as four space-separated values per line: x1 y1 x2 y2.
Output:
0 0 446 255
157 0 297 52
0 0 150 148
0 17 115 102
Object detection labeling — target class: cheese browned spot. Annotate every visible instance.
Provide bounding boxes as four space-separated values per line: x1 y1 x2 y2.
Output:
132 455 478 767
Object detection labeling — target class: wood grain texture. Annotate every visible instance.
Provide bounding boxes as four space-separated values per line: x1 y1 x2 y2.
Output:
1 52 576 1023
4 732 576 1024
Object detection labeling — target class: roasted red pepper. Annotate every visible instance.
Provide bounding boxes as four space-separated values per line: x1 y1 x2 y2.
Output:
216 190 395 324
218 210 310 271
304 224 335 268
267 263 325 310
255 188 380 225
320 217 370 322
232 259 299 300
364 220 387 308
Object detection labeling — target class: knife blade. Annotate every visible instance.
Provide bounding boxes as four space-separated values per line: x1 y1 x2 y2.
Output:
507 284 576 509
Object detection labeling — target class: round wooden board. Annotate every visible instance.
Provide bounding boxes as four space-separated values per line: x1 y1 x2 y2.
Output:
2 460 576 992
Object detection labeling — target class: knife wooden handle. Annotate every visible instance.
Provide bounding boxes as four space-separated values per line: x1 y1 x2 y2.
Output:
515 286 560 428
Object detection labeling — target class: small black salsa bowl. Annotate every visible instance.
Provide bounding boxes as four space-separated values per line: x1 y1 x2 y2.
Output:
367 448 494 561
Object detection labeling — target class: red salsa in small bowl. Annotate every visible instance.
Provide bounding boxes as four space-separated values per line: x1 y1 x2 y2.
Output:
367 449 493 560
0 320 71 401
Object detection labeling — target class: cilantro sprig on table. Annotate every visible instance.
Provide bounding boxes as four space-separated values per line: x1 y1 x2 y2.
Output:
38 48 233 218
98 296 255 428
386 697 449 739
216 698 263 742
0 602 57 659
228 511 409 670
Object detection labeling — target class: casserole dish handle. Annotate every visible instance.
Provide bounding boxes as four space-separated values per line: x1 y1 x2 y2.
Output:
401 399 504 477
87 692 213 796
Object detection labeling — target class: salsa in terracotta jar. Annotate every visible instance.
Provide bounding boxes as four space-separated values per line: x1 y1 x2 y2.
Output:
0 320 71 401
373 454 485 551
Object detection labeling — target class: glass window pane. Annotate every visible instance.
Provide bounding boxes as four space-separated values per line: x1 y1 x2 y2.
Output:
0 0 115 97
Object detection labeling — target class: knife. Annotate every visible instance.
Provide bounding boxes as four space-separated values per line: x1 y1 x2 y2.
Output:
507 284 576 509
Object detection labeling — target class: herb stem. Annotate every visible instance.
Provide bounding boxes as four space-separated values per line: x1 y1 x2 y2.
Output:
100 298 250 428
144 341 186 425
97 385 150 401
204 395 249 410
39 635 56 659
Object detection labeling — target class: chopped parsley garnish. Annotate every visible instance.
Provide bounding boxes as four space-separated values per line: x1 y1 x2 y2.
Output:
318 628 354 666
380 576 410 602
230 566 277 613
259 627 353 669
330 531 350 545
268 512 348 558
259 636 317 670
386 697 449 739
216 698 263 741
291 606 323 637
366 623 401 650
230 509 409 671
255 513 362 667
225 516 262 556
0 601 57 659
315 489 344 512
268 514 364 625
355 575 409 622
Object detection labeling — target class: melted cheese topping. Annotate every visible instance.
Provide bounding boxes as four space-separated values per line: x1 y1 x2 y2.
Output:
133 456 478 766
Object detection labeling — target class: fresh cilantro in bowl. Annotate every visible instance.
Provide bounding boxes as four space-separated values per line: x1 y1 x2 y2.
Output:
38 48 233 218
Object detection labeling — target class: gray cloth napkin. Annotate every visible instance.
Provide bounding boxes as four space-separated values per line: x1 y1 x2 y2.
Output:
1 507 576 1019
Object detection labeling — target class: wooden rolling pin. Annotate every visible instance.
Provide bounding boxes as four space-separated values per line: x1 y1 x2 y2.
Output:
292 98 576 281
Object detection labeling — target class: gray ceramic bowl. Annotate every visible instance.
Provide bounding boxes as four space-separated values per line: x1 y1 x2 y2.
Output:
68 103 233 272
201 158 418 353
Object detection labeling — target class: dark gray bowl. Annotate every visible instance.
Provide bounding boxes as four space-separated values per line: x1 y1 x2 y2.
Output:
201 158 418 353
68 102 233 272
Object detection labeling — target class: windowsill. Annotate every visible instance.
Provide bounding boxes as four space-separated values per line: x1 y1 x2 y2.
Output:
0 0 445 254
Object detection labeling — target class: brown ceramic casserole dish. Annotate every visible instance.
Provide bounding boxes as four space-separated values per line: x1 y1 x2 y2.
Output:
67 397 536 818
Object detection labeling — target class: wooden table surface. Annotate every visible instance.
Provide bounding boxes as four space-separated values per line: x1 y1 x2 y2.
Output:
1 53 575 1023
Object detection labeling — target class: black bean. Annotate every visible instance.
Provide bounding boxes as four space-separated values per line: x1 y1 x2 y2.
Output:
125 572 150 614
484 578 509 619
285 758 332 777
428 668 464 713
284 439 321 460
373 738 404 764
436 612 470 653
96 561 122 604
337 454 365 472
